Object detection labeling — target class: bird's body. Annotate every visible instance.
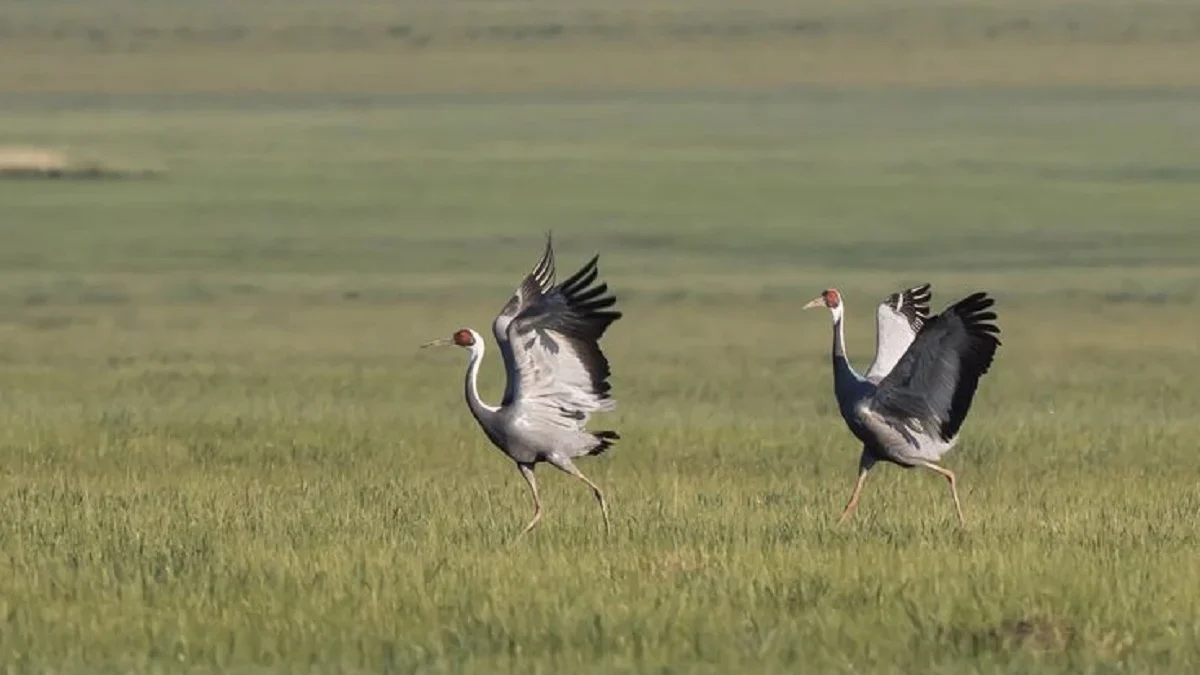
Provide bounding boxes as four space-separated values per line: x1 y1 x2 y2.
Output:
458 331 618 464
422 235 621 538
805 284 1001 526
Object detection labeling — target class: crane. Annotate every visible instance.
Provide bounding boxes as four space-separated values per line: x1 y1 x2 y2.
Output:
803 284 1001 528
421 235 622 539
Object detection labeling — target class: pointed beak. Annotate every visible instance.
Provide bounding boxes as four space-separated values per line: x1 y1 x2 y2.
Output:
803 296 825 310
419 337 454 349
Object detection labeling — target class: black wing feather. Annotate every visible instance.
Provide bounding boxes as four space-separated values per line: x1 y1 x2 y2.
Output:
507 254 622 405
535 255 622 342
884 283 932 332
870 291 1001 441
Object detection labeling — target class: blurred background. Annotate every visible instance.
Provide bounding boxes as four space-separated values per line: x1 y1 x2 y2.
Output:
1 0 1198 672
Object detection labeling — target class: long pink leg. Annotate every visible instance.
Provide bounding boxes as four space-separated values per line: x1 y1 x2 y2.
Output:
512 464 543 541
838 467 870 525
919 461 965 528
550 458 611 534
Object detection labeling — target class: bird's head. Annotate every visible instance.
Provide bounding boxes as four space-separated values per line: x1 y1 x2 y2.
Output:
804 288 842 312
420 328 479 350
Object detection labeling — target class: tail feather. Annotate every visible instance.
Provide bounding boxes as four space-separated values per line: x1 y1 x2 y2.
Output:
589 430 620 456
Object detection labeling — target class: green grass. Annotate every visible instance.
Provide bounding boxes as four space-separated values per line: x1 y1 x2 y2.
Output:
1 88 1198 674
2 1 1200 671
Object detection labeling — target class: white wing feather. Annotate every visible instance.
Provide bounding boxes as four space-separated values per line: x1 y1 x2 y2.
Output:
864 284 931 383
508 329 615 431
492 235 556 406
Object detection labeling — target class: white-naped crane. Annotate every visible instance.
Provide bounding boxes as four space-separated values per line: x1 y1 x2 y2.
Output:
804 284 1001 528
421 234 622 539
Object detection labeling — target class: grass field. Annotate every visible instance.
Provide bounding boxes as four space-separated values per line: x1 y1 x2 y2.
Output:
6 0 1200 92
2 1 1200 673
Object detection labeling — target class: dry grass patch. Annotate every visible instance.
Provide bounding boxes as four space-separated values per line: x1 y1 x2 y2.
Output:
982 617 1078 653
0 146 163 180
964 615 1136 658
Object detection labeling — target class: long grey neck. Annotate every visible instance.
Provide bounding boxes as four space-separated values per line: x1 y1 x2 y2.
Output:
832 312 847 360
831 311 861 397
464 341 499 428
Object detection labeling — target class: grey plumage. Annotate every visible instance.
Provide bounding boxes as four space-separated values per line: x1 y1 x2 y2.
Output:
421 234 622 539
804 285 1001 527
492 235 556 406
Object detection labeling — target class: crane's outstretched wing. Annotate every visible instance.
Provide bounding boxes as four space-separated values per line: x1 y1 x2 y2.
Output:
867 292 1000 442
492 234 557 405
864 283 932 383
503 255 621 430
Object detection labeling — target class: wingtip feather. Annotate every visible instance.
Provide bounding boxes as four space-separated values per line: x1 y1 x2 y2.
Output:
531 233 557 287
589 430 620 456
